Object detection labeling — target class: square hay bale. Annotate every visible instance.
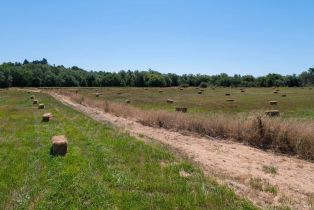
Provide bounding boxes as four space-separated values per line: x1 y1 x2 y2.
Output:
38 104 45 109
51 135 68 156
33 100 38 104
269 100 278 105
175 107 187 113
265 110 280 117
167 99 174 103
42 113 52 122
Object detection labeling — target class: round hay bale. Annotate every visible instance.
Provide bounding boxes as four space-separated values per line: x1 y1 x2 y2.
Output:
198 91 203 94
225 93 231 96
30 95 35 99
95 93 100 97
265 110 280 117
167 99 174 103
269 100 278 105
179 88 184 90
126 100 131 104
33 100 38 104
175 107 187 113
241 90 245 93
276 89 280 92
200 89 205 92
281 94 287 97
42 113 52 122
38 104 45 109
117 92 122 95
273 91 278 94
226 99 234 102
159 90 163 93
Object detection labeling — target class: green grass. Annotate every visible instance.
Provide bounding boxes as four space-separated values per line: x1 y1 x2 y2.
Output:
0 90 256 209
262 165 278 175
58 87 314 118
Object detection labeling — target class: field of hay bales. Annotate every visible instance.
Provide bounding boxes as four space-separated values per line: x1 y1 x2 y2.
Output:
53 87 314 118
49 87 314 161
0 90 256 209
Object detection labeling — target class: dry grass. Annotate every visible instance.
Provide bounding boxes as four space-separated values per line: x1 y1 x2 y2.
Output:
52 89 314 161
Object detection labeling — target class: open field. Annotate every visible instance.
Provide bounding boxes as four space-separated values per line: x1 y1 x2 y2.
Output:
49 87 314 161
0 90 256 209
51 87 314 118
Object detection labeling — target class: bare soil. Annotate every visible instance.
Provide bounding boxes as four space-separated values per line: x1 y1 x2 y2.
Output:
48 91 314 209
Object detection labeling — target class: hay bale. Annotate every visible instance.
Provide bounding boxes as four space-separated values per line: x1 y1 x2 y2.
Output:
30 95 35 99
180 88 183 90
38 104 45 109
276 89 280 92
265 110 280 117
175 107 187 113
198 91 203 94
225 93 231 96
126 100 131 104
159 90 163 93
241 90 245 93
117 92 122 95
42 113 52 122
95 93 100 97
167 99 174 103
200 89 205 92
51 135 68 156
33 100 38 104
281 94 287 97
269 100 278 105
226 99 234 102
273 91 278 94
309 87 312 90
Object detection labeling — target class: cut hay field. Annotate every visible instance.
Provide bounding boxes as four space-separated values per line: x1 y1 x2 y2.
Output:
0 89 256 209
49 87 314 161
54 87 314 118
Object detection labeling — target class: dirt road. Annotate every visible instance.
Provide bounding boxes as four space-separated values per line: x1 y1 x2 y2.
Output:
48 91 314 209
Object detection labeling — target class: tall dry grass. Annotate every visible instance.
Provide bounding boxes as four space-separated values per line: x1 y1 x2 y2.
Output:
52 90 314 161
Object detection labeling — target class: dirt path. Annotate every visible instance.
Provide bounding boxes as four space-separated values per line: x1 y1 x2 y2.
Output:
48 92 314 209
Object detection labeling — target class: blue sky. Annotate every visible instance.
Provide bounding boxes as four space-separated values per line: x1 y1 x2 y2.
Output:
1 0 314 76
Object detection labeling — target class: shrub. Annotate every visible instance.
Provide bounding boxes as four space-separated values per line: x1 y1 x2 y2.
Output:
199 82 208 88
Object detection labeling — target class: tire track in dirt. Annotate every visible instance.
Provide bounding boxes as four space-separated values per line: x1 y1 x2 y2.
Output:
41 91 314 209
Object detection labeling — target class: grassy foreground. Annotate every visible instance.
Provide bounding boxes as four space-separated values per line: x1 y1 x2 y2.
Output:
0 90 256 209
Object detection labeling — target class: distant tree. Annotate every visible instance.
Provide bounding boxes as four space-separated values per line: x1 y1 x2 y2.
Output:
23 59 29 65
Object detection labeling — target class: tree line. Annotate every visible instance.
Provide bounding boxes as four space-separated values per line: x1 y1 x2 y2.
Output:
0 58 313 88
